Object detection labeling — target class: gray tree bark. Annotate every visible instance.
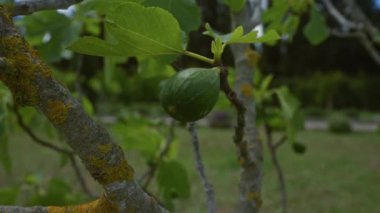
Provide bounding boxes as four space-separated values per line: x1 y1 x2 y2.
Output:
0 4 168 213
230 1 264 212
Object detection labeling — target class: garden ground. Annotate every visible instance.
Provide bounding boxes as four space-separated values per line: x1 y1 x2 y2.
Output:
1 128 379 213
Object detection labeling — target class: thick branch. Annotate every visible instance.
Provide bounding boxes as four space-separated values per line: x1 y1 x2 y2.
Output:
230 1 264 212
187 122 216 213
13 105 94 197
0 196 117 213
0 6 167 212
12 0 83 16
0 206 47 213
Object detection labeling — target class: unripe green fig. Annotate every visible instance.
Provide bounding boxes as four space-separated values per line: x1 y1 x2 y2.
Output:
160 67 220 122
292 142 307 154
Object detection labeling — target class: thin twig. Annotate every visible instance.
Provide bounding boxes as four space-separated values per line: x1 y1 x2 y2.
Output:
357 32 380 66
274 135 287 150
322 0 380 67
69 155 95 198
219 66 248 163
321 0 358 30
13 105 95 197
265 125 287 213
140 119 176 189
343 0 379 43
13 105 73 155
187 122 216 213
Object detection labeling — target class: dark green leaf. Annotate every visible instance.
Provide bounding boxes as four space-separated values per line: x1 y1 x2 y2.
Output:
282 14 300 39
28 178 71 206
222 0 245 12
16 11 81 62
68 36 125 56
112 121 163 159
157 160 190 201
144 0 201 33
260 75 273 91
275 87 300 120
292 142 307 154
79 0 143 14
204 24 280 45
137 57 175 78
70 2 184 59
59 154 69 168
81 96 95 116
303 5 330 45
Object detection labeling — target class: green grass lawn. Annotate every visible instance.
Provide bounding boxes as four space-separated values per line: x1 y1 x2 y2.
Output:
174 128 380 213
1 128 380 213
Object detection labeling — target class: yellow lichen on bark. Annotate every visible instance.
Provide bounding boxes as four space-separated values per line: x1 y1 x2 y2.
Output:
0 5 12 23
85 144 135 184
240 83 253 97
48 196 118 213
46 100 72 124
98 143 113 154
245 47 261 67
102 158 134 183
88 152 134 185
246 191 263 208
0 19 52 106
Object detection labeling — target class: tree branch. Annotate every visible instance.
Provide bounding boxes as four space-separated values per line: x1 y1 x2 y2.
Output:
0 6 168 212
265 125 287 213
230 1 264 212
321 0 358 30
140 119 176 189
0 196 118 212
187 122 216 213
342 0 379 43
219 66 247 161
13 105 73 155
274 135 287 150
357 32 380 66
0 206 47 212
12 0 84 16
321 0 380 68
12 104 95 197
69 155 95 197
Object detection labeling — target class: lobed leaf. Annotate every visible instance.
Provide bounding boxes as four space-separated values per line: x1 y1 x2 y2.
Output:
69 2 184 59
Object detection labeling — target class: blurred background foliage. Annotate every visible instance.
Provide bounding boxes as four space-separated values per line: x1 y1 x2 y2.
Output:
0 0 380 212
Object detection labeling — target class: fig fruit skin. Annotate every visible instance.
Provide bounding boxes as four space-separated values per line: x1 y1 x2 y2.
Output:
160 67 220 122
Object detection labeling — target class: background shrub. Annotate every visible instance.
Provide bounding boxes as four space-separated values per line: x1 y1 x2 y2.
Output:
328 113 352 133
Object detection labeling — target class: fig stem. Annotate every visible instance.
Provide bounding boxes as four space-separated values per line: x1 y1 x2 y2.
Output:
184 51 215 65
